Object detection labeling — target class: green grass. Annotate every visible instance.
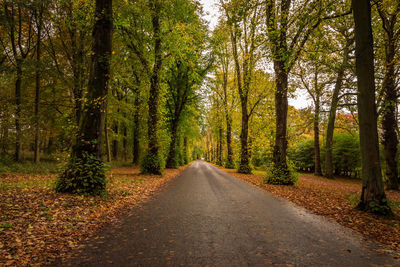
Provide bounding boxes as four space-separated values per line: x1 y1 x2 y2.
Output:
253 170 268 176
0 155 60 176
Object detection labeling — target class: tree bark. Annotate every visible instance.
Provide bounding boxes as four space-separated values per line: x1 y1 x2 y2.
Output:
352 0 388 212
14 61 22 162
183 136 188 164
314 94 322 176
72 0 112 159
132 88 140 164
34 4 43 163
226 115 233 167
379 5 399 190
313 70 322 176
166 120 179 168
217 125 223 166
112 121 119 160
273 61 289 172
146 1 162 169
104 111 111 162
230 24 251 174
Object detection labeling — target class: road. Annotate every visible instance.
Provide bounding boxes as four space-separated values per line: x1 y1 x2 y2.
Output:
64 160 398 266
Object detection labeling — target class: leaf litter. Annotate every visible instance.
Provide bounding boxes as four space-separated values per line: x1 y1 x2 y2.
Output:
0 165 187 266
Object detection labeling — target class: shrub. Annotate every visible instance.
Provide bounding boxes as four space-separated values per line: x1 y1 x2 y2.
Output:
55 152 108 195
289 139 314 172
225 159 235 169
289 133 361 177
237 163 252 174
263 161 299 185
331 133 360 177
141 152 163 175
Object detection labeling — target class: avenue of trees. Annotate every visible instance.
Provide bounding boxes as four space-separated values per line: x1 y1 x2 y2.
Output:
206 0 399 214
0 0 399 214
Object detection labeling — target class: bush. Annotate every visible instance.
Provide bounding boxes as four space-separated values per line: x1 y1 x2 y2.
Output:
289 139 314 172
225 159 235 169
141 152 163 175
331 133 360 177
237 163 252 174
55 152 108 195
263 161 299 185
289 133 361 177
251 148 273 169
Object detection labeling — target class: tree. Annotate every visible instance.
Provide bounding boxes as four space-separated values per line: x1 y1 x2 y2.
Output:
264 0 347 183
325 25 354 179
1 1 35 161
376 0 400 190
212 23 236 168
222 0 264 174
33 0 47 163
56 0 113 195
352 0 390 214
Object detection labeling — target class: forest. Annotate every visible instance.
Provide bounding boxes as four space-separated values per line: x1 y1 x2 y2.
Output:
0 0 400 265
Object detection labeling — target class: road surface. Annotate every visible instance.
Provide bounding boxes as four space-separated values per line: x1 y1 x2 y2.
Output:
64 160 398 266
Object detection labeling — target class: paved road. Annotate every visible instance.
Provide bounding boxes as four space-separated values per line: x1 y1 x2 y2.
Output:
65 161 399 266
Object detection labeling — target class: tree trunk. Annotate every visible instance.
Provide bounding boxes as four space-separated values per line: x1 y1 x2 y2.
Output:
381 24 399 190
217 125 223 166
112 121 119 160
352 0 388 213
132 89 140 164
273 61 289 172
14 61 22 162
325 65 346 179
225 115 233 168
34 6 43 163
145 1 163 174
71 32 85 124
183 136 188 164
1 124 7 154
104 111 111 162
314 93 322 176
238 102 251 173
123 125 127 162
166 120 178 169
57 0 112 195
72 0 112 159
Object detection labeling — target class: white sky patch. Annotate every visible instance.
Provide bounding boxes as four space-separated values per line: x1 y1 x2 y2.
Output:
289 90 311 109
199 0 220 30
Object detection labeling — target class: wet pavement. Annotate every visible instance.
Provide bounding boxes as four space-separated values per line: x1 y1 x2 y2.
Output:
64 160 399 266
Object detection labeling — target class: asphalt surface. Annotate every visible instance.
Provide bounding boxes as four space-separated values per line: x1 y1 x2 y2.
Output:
64 160 399 266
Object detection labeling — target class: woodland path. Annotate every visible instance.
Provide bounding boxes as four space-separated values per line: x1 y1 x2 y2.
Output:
65 161 398 266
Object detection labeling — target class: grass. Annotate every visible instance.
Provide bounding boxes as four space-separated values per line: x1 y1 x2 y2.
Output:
0 154 61 176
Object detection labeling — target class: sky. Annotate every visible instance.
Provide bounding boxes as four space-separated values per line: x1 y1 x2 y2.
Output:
198 0 311 109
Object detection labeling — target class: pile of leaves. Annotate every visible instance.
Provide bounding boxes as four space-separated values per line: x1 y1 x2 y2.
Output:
220 168 400 254
0 165 188 266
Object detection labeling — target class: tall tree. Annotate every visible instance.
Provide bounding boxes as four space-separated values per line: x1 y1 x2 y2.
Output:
325 26 354 179
352 0 390 213
376 0 400 190
212 23 236 168
56 0 113 195
223 0 263 174
1 1 35 161
33 0 46 163
264 0 345 183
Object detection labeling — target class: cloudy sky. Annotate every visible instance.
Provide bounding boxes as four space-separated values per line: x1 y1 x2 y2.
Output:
198 0 310 109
